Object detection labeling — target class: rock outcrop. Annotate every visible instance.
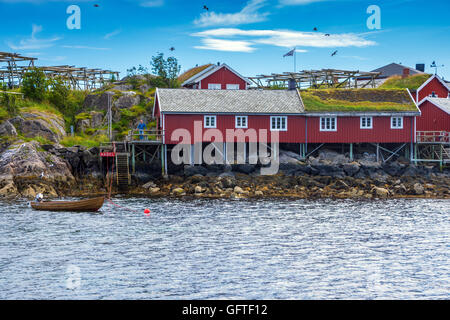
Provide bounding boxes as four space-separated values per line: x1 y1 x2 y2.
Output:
0 141 75 199
10 111 66 143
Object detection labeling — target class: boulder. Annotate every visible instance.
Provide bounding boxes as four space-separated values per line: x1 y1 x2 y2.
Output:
184 165 209 177
413 183 424 195
232 164 255 174
0 120 17 137
13 112 66 143
0 181 18 198
171 187 185 195
233 186 245 194
142 181 157 189
373 187 389 198
343 162 360 176
113 91 141 109
254 190 264 196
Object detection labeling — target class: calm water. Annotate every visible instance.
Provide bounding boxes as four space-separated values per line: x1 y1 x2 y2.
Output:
0 197 448 299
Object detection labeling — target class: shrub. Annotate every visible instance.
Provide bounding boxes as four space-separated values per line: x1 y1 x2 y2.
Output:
21 67 48 102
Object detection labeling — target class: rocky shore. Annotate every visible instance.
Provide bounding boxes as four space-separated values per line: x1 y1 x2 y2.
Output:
0 142 449 201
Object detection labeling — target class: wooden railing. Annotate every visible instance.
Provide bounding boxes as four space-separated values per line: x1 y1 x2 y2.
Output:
127 129 164 142
416 131 450 143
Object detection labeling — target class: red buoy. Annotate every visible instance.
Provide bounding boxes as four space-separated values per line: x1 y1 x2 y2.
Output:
144 208 150 216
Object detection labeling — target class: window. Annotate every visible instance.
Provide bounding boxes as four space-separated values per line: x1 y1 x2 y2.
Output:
429 91 437 98
391 116 403 129
447 92 450 99
204 115 216 128
226 84 240 90
320 117 337 131
360 116 373 129
235 116 248 128
208 83 221 90
270 116 287 131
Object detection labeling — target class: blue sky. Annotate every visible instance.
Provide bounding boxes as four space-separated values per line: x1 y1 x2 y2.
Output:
0 0 449 80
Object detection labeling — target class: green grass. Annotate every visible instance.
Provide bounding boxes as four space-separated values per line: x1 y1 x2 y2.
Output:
300 89 417 112
60 134 109 148
0 107 8 122
18 100 63 117
380 74 431 90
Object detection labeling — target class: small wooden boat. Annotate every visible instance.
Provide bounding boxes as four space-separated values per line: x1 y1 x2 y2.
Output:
30 197 105 212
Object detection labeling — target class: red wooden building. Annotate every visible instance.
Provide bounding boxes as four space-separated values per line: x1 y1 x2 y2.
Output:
416 97 450 132
180 63 251 90
153 87 419 167
415 74 450 103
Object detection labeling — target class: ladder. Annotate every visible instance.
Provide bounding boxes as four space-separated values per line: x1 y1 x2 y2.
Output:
115 152 130 188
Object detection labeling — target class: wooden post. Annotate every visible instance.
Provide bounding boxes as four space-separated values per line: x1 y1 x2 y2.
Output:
132 143 135 174
376 143 380 162
164 144 168 177
349 143 353 161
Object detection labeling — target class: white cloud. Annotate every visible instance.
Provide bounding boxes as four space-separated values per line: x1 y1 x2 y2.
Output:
139 0 164 7
193 28 376 50
62 45 110 50
194 38 256 52
7 24 61 50
194 0 269 27
104 29 122 40
279 0 330 5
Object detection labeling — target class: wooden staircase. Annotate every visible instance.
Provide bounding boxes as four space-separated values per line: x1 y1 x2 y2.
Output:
115 152 130 189
443 146 450 164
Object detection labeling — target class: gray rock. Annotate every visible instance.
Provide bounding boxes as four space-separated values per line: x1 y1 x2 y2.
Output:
232 164 255 174
113 91 141 109
184 165 209 177
413 183 424 195
0 120 17 137
343 162 360 176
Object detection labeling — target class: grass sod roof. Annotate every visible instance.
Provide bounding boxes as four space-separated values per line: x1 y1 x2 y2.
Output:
379 74 432 90
300 88 418 113
178 64 213 84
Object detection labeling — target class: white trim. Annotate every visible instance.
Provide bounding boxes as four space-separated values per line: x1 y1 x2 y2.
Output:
416 74 450 96
390 116 403 129
270 116 288 131
162 112 165 144
207 83 221 90
319 116 337 132
418 97 450 115
235 115 248 128
152 87 160 118
406 88 421 115
204 115 217 128
181 64 216 87
226 84 240 90
184 63 252 86
360 116 373 129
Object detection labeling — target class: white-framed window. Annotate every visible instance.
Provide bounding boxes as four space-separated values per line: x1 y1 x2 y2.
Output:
235 116 248 128
360 116 373 129
270 116 287 131
226 84 240 90
320 117 337 131
391 116 403 129
204 115 216 128
208 83 221 90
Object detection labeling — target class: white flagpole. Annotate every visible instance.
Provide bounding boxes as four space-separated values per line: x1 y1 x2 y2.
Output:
294 47 296 72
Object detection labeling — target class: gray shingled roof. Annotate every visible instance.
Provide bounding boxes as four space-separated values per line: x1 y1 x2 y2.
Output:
371 63 424 78
427 97 450 114
156 88 305 114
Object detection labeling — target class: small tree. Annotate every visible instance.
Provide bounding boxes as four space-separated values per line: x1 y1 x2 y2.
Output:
0 92 18 116
48 77 70 112
151 52 181 88
21 67 48 101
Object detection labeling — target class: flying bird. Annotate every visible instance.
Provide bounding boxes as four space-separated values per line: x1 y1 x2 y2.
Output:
325 33 330 36
331 50 338 56
169 47 175 51
203 5 209 11
313 27 318 31
94 4 99 7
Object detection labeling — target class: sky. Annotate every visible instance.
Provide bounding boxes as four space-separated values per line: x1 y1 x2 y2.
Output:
0 0 449 80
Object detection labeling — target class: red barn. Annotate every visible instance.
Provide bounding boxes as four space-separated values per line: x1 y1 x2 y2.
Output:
416 74 450 103
180 63 251 90
416 97 450 132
